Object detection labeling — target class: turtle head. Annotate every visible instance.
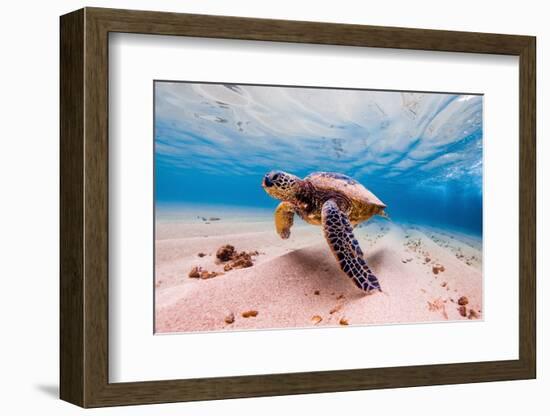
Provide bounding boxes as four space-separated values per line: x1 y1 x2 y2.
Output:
262 171 301 201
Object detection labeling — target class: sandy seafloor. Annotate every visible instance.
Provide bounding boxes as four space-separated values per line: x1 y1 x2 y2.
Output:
154 208 482 334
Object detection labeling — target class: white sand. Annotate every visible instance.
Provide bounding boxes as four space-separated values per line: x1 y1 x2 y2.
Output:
155 217 482 333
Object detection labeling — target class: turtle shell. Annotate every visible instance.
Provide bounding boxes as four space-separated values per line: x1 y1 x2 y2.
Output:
304 172 386 208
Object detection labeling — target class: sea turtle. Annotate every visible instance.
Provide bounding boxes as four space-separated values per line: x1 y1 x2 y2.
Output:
262 171 387 293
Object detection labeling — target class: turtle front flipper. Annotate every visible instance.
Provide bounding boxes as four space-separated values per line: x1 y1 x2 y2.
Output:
274 201 295 239
321 199 381 293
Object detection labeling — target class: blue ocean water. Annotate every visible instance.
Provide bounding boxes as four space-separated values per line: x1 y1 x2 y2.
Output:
155 82 483 236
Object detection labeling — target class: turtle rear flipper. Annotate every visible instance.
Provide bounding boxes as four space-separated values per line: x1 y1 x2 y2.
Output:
321 199 381 293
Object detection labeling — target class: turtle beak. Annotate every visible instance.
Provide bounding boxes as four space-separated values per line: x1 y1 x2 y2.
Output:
263 174 274 188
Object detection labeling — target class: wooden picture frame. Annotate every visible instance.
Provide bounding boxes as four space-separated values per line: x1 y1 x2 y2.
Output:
60 7 536 408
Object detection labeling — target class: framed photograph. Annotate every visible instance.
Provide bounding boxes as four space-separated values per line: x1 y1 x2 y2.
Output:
60 7 536 408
